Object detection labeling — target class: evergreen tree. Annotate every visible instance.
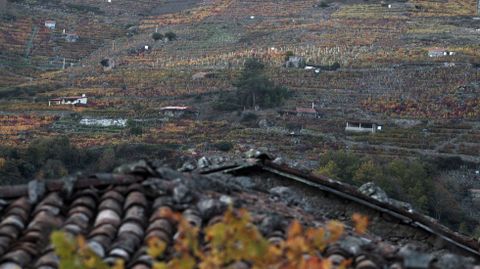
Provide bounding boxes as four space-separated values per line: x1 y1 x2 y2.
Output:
232 58 289 109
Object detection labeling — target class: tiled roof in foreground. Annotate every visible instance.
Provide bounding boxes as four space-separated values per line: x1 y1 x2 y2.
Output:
0 154 478 269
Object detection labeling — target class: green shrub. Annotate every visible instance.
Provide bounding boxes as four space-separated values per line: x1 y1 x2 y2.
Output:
127 119 143 135
165 31 177 41
240 112 258 123
100 59 109 67
151 32 164 41
65 3 105 14
214 141 233 152
214 58 290 111
284 51 294 61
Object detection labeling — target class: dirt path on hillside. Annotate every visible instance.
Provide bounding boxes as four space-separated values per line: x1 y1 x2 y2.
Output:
344 140 480 163
149 0 203 16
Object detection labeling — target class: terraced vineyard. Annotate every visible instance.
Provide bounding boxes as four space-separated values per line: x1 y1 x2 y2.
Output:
0 0 478 165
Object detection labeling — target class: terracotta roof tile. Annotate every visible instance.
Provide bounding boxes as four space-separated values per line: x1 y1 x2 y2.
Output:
99 199 123 216
0 156 475 268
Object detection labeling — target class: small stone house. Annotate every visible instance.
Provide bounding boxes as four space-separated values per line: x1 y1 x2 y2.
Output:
159 106 198 118
44 20 56 30
278 103 321 119
285 56 306 68
345 121 382 133
295 107 319 118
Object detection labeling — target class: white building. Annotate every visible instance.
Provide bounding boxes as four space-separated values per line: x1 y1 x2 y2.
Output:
428 48 454 58
345 121 382 133
49 94 88 106
159 106 198 118
45 20 56 30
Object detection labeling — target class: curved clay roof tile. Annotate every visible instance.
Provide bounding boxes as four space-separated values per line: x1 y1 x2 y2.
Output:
98 199 123 216
88 223 118 239
124 206 146 224
118 222 144 238
34 250 59 268
145 219 173 236
87 235 112 252
6 198 31 214
101 190 125 204
124 192 148 210
94 210 121 227
70 196 97 211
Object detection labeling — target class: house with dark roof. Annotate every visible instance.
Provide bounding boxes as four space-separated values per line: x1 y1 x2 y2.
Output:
279 103 321 119
295 107 319 118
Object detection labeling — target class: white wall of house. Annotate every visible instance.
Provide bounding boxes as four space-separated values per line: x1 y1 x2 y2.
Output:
49 94 87 106
345 122 380 133
45 21 56 30
61 97 87 105
428 51 447 57
74 97 88 105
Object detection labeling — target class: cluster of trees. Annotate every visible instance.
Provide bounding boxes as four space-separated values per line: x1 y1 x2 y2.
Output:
314 151 480 236
214 58 290 111
151 31 177 41
0 136 175 184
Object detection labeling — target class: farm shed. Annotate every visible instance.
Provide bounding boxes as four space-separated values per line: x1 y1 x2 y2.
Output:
428 48 455 57
345 121 382 133
48 94 87 106
159 106 198 118
285 56 305 68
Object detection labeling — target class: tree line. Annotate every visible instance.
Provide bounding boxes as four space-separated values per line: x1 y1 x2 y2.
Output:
0 136 176 184
315 150 480 237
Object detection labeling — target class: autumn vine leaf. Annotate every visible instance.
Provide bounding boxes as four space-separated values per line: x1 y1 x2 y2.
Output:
326 220 344 243
147 237 167 259
51 231 110 269
50 208 360 269
352 213 369 235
